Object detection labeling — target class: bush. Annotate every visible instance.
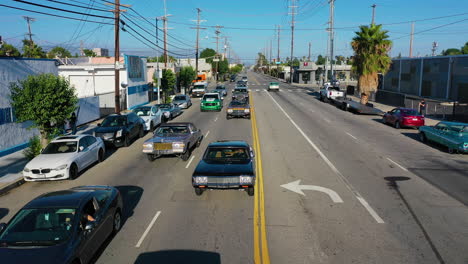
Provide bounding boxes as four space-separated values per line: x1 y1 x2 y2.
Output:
23 136 42 160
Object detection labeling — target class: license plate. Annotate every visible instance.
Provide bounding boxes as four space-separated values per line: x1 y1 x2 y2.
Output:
413 118 418 121
233 108 244 111
154 143 172 150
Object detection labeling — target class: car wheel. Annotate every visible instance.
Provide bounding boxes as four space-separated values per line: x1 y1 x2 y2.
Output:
196 136 203 148
395 121 401 129
124 135 130 147
323 97 329 103
226 115 231 120
139 126 145 138
181 146 191 161
194 187 204 196
247 187 254 196
147 154 157 162
98 148 104 162
419 132 427 143
448 147 456 154
69 163 78 180
112 210 122 234
150 122 154 132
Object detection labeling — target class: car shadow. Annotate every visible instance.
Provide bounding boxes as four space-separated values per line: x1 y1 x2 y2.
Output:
74 146 119 180
134 250 221 264
89 185 143 264
0 208 9 221
401 132 451 153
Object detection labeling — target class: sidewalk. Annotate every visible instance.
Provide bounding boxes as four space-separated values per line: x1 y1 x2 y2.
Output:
0 119 101 196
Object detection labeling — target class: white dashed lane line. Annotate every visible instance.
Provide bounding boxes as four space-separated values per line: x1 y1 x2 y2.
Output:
346 132 357 140
185 155 196 169
135 211 162 248
387 157 409 172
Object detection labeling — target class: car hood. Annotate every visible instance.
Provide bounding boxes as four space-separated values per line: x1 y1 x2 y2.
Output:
26 153 76 169
193 160 254 176
0 242 70 264
145 135 189 143
95 126 125 133
172 100 186 104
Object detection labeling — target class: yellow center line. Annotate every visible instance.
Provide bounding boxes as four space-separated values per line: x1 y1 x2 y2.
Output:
250 75 271 264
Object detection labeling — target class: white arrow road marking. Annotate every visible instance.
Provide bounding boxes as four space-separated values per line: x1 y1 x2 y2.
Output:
281 180 343 203
185 155 196 169
136 211 161 248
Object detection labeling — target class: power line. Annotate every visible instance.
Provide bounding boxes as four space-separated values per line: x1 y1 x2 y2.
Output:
42 0 112 13
392 18 468 41
0 4 114 25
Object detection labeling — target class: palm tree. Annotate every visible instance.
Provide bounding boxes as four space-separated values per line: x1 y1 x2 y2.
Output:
351 24 392 104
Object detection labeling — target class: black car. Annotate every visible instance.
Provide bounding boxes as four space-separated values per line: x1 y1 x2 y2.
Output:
94 112 145 148
226 100 251 120
192 141 255 196
232 87 249 102
230 74 237 82
0 186 123 264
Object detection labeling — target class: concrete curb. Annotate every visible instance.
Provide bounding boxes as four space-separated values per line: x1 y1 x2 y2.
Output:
0 177 25 197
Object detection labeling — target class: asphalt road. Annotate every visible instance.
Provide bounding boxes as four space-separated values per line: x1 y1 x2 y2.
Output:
0 72 467 264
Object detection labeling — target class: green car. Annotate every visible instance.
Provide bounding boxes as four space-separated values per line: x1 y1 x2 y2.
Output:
419 121 468 153
200 93 222 112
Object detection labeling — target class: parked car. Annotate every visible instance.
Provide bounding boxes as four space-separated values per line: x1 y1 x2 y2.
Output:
191 82 208 97
157 103 182 120
142 122 203 161
226 100 251 120
132 105 163 131
419 121 468 154
94 112 145 148
215 84 228 96
192 140 255 196
383 108 425 129
319 85 345 102
23 135 105 181
232 87 249 102
201 93 223 112
0 186 123 264
172 94 192 109
268 82 279 92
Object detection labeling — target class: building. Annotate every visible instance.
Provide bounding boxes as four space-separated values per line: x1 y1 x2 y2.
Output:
175 58 212 78
293 62 352 84
92 48 109 57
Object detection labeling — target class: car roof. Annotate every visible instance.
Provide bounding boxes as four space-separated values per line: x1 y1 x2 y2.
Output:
397 107 417 111
25 190 93 209
52 134 87 142
208 140 250 148
204 93 219 96
439 121 468 126
160 122 193 127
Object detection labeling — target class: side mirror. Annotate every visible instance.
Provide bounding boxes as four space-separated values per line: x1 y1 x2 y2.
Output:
97 123 101 127
79 146 84 152
84 222 95 231
0 223 6 232
250 147 255 158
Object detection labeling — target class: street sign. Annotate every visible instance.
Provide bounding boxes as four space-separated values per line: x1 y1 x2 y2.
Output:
213 58 220 62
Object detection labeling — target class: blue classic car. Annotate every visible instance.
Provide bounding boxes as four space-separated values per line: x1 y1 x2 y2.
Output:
419 121 468 153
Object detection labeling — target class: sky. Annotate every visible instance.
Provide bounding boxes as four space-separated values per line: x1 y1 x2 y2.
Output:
1 0 468 64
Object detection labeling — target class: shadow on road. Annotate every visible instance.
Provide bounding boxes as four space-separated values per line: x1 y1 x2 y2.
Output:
401 132 450 154
134 250 221 264
0 208 9 221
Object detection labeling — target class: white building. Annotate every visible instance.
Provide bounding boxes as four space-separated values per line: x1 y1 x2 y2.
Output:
92 48 109 57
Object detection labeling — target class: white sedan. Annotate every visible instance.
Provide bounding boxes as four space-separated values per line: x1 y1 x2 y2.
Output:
23 135 105 181
133 105 163 131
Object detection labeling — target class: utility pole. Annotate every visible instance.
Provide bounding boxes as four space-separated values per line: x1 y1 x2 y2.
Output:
191 8 206 74
113 0 121 113
214 25 223 81
277 25 281 62
161 0 172 67
156 18 161 104
371 4 376 25
329 0 335 82
289 0 297 83
80 40 84 56
409 22 414 58
23 16 35 54
431 41 438 57
308 42 311 61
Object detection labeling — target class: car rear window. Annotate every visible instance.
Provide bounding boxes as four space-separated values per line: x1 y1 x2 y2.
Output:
174 96 186 100
203 94 219 100
401 109 419 115
204 147 249 160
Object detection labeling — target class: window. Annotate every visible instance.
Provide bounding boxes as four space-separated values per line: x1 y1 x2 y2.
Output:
94 191 110 208
434 123 447 130
42 141 78 154
85 136 96 146
79 138 89 150
0 108 13 125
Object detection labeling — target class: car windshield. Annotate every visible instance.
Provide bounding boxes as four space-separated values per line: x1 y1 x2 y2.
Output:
0 208 76 246
101 116 126 127
42 141 78 154
234 89 247 93
155 126 189 136
173 96 186 101
401 109 419 115
158 104 171 109
230 101 247 107
193 85 205 89
204 147 250 161
216 86 225 89
133 107 151 116
203 94 219 100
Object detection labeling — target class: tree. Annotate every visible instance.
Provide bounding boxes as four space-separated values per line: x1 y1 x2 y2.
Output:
83 49 97 57
441 48 461 56
256 52 267 66
461 42 468 54
22 40 46 58
218 58 229 75
316 55 326 65
200 48 216 63
161 69 176 103
0 42 21 57
10 74 78 146
47 46 72 58
351 24 392 105
230 64 243 74
147 55 176 63
178 66 196 92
